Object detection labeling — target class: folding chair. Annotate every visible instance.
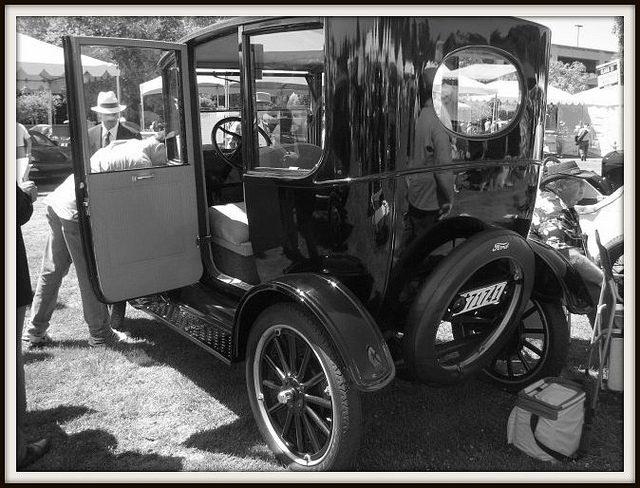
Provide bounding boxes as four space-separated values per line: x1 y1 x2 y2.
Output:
579 230 623 454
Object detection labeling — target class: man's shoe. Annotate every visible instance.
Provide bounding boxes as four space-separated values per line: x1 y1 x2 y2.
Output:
89 330 129 347
22 333 53 348
17 438 51 469
109 330 129 343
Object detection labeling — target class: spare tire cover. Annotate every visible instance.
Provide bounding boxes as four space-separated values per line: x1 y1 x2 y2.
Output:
403 228 535 385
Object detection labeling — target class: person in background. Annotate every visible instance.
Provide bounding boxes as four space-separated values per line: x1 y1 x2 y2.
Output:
87 91 141 159
531 173 603 305
255 91 279 140
17 122 32 183
575 123 591 162
87 90 141 326
90 133 168 172
17 181 51 469
22 170 129 347
401 67 455 248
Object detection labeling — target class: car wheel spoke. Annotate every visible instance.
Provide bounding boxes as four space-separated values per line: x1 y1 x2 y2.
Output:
305 405 331 438
273 335 291 375
303 372 325 390
281 408 294 439
523 340 543 357
288 334 298 376
262 379 281 391
517 350 533 371
264 354 286 382
267 401 287 415
304 393 332 410
520 303 537 320
302 410 322 452
294 410 304 452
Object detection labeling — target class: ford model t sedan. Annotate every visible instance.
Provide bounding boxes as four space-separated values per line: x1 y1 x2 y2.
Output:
63 16 597 470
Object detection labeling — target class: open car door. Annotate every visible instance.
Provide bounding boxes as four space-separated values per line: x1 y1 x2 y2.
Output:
64 36 202 302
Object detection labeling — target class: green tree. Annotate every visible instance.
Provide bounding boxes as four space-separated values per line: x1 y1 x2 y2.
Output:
612 16 623 82
17 91 53 125
16 16 225 45
548 60 590 94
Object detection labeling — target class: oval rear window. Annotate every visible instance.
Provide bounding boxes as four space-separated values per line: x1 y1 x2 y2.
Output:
433 48 521 138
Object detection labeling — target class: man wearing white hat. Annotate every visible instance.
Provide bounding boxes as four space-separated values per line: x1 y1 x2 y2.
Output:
88 91 140 157
255 91 278 136
87 90 141 327
22 91 140 348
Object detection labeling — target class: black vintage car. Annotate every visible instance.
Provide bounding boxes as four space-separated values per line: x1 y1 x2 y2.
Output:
28 129 73 180
63 16 598 470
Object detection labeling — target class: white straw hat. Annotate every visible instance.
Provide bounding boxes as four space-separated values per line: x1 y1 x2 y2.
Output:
91 91 126 114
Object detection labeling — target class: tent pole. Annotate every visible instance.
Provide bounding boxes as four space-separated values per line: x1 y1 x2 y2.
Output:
140 85 146 131
48 82 53 125
116 74 121 110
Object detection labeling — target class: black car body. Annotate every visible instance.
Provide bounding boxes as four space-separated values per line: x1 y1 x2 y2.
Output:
601 149 623 190
63 16 596 470
28 129 73 179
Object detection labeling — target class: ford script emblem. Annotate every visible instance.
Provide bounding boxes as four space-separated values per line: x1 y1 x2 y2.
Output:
492 242 509 252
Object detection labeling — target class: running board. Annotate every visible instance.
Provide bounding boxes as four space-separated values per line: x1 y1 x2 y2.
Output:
130 295 235 364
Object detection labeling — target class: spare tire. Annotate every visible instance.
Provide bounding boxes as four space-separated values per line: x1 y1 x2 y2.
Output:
403 228 535 385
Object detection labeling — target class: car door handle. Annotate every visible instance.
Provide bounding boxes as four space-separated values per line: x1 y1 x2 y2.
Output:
132 173 155 182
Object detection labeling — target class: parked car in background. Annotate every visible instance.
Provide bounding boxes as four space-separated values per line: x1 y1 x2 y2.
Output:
601 149 623 190
31 123 54 138
28 129 73 180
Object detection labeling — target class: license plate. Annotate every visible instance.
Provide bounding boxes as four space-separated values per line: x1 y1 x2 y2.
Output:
451 281 508 316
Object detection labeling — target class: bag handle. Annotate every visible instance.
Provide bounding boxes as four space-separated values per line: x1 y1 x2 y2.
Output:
529 414 579 462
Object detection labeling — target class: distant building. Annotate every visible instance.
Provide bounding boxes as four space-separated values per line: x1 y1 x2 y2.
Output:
550 44 618 88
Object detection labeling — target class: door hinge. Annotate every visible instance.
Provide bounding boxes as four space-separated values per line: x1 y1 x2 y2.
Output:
196 235 212 248
82 199 90 217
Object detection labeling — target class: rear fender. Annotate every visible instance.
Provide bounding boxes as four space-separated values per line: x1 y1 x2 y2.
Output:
235 273 395 392
528 239 595 313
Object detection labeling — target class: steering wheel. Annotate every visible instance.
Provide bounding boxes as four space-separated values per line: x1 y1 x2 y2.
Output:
211 116 272 168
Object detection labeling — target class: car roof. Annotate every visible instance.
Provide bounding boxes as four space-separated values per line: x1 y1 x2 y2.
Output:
178 16 285 45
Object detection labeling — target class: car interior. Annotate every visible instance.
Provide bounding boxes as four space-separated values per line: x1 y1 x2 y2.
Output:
192 25 326 284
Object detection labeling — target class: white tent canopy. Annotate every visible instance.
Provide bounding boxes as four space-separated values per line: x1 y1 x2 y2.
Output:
434 66 497 97
140 75 227 97
547 85 576 104
17 33 120 124
447 63 517 83
17 33 119 92
466 80 575 105
571 85 623 107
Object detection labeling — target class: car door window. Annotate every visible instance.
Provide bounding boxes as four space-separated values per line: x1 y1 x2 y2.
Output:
247 26 325 172
77 44 188 173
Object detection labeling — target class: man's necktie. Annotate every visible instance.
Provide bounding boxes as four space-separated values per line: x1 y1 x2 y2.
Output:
103 130 111 147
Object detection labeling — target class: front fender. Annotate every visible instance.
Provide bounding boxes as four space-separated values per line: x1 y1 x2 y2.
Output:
235 273 395 392
528 239 595 313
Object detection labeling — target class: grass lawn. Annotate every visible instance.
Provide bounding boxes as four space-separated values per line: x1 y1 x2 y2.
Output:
12 181 626 481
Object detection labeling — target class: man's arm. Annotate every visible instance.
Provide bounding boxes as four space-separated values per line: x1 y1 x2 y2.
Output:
432 125 455 216
24 131 32 157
